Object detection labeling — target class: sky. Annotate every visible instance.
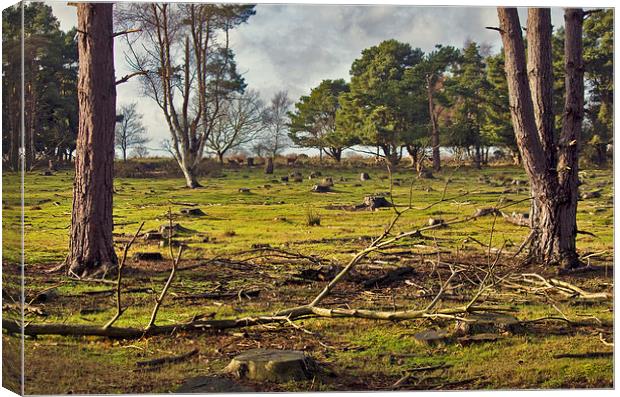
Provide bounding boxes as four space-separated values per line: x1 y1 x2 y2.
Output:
45 1 566 154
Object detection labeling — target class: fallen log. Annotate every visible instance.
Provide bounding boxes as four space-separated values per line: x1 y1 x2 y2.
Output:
552 351 613 359
173 289 260 301
3 304 512 339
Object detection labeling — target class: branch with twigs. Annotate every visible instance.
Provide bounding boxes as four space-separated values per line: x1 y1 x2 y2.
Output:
503 273 612 301
103 222 145 330
145 209 184 331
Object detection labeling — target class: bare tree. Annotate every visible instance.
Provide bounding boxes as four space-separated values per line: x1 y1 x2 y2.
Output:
115 103 148 161
496 7 585 270
67 3 117 277
261 91 292 158
117 3 254 188
206 89 265 164
131 145 149 159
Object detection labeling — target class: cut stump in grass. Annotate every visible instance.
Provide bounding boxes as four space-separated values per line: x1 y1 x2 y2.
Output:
224 349 319 383
311 184 331 193
176 376 254 393
455 313 520 335
363 195 392 209
132 252 164 261
457 333 503 347
143 232 164 241
180 208 206 217
412 329 451 346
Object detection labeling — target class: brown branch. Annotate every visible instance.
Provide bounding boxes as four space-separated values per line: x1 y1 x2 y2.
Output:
485 26 504 33
103 222 145 330
112 28 142 38
115 71 148 86
145 245 183 330
4 304 512 339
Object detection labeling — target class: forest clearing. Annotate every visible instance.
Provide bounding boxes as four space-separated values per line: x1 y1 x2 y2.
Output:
1 2 615 394
2 160 613 393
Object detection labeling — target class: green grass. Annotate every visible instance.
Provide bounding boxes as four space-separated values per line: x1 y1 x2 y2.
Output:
3 165 613 264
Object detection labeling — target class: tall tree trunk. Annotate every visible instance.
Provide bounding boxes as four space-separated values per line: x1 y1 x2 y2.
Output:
427 79 441 171
264 157 274 174
497 7 582 270
9 84 20 171
179 159 201 188
474 144 482 169
555 8 585 268
406 144 421 170
67 3 118 278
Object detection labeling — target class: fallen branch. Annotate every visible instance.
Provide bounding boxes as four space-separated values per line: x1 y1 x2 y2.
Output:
3 304 512 339
173 289 260 301
552 351 612 359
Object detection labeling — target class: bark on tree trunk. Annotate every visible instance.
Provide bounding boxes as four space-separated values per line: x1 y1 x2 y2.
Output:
179 160 201 188
9 84 20 171
406 144 419 169
67 3 118 278
264 157 274 174
497 7 583 270
474 144 482 169
427 79 441 172
555 8 585 269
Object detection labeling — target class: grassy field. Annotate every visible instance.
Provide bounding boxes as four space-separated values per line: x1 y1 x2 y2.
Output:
2 161 614 393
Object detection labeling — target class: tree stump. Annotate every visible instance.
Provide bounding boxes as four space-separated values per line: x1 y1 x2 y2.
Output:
143 232 164 241
412 329 451 346
180 208 206 216
418 169 434 179
454 313 520 336
159 223 193 238
427 217 446 227
311 184 331 193
457 333 503 347
224 349 319 383
176 376 254 393
363 195 392 210
264 158 274 174
132 252 164 261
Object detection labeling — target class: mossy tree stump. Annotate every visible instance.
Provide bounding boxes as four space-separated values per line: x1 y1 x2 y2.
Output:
224 349 319 383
